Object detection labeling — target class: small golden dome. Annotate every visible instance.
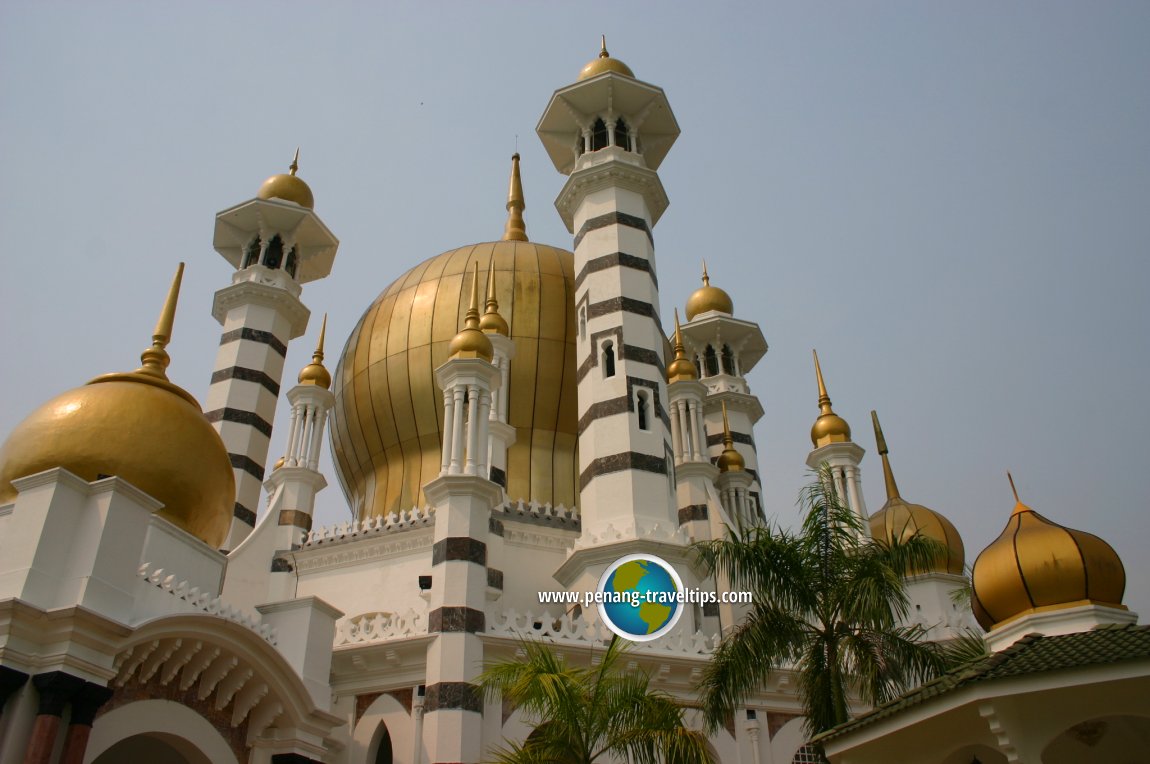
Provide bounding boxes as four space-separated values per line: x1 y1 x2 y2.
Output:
480 243 510 336
971 474 1126 631
273 456 286 471
448 262 495 361
256 149 314 209
578 36 635 81
717 402 745 473
809 350 851 447
298 314 332 389
868 411 964 575
685 261 734 321
667 309 698 382
0 264 234 548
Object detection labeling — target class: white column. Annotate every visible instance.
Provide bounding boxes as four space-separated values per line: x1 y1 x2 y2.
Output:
669 404 683 464
476 390 492 478
689 400 705 462
441 390 455 475
465 384 480 475
307 409 326 470
450 387 465 474
285 406 301 466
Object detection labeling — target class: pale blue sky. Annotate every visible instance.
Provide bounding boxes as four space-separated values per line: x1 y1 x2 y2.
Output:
2 2 1148 615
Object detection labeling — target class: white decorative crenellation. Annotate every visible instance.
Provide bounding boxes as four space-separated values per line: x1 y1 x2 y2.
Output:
303 506 435 547
573 520 690 550
488 609 720 656
334 609 427 646
495 499 581 529
138 563 276 644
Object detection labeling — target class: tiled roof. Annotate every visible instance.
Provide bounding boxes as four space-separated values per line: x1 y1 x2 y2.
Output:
815 623 1150 743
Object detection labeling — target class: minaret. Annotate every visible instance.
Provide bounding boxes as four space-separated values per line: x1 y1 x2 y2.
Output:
421 263 503 764
537 41 680 551
804 350 867 530
207 151 339 550
678 262 768 519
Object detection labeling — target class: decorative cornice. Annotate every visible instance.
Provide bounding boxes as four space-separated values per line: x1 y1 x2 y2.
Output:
556 159 669 232
211 280 310 340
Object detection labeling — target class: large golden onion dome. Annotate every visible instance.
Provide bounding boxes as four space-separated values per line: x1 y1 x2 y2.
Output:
867 411 964 575
297 314 332 389
0 265 234 547
685 261 734 321
257 149 315 209
330 158 578 518
809 350 852 447
578 36 635 81
970 475 1126 631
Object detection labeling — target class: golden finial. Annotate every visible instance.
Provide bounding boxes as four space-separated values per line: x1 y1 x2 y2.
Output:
298 313 332 388
871 410 901 500
138 262 184 378
717 401 745 472
449 262 494 361
722 401 733 447
810 349 852 447
701 259 711 286
480 257 510 335
600 34 609 58
289 147 300 176
502 153 528 242
1006 471 1032 515
667 308 698 381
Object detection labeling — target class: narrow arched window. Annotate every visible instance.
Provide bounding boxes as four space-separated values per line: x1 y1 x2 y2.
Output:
263 235 284 269
694 355 703 377
591 117 608 151
614 118 630 150
285 246 299 278
603 341 616 378
704 345 719 377
242 236 261 268
637 390 650 431
721 344 735 375
579 306 587 340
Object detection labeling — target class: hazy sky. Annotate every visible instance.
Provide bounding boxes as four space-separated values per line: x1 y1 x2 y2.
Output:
2 2 1148 617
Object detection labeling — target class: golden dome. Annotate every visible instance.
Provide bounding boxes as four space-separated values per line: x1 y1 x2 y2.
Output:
717 402 745 473
578 36 635 81
298 314 332 389
667 309 698 382
867 411 964 575
331 240 578 518
970 474 1126 631
685 261 734 321
273 456 286 471
448 262 495 361
0 264 234 548
809 350 851 447
257 149 315 209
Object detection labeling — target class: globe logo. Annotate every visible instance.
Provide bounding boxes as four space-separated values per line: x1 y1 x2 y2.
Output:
596 554 685 641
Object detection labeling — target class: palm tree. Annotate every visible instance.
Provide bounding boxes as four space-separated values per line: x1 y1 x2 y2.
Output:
694 466 949 736
478 636 714 764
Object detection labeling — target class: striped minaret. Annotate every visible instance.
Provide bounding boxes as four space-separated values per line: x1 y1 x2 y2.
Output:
208 152 339 550
537 42 681 554
422 264 502 764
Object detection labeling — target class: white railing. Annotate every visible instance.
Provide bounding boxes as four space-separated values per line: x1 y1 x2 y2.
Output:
304 506 435 547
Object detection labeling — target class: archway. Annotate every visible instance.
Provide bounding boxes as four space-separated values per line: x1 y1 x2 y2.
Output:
92 732 210 764
85 699 238 764
1042 714 1150 764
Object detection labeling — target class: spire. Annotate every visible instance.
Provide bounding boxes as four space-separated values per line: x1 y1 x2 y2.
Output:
448 262 494 361
1007 471 1031 515
600 34 609 58
702 259 711 286
813 349 832 413
480 258 510 335
810 350 852 447
138 262 184 378
298 313 332 388
289 147 300 176
871 410 901 501
722 401 734 449
502 153 528 241
717 401 746 472
467 260 481 327
667 308 698 381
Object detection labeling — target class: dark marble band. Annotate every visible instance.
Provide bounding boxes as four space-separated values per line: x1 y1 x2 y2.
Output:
487 568 504 590
234 501 257 526
219 327 288 357
706 430 755 447
423 681 482 714
573 211 653 250
278 510 312 530
428 606 486 634
229 453 265 481
205 407 274 438
432 537 487 566
574 251 657 291
678 504 709 524
579 451 668 491
210 366 281 396
587 296 658 321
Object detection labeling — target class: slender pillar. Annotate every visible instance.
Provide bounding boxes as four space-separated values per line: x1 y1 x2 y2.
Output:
58 683 113 764
23 672 84 764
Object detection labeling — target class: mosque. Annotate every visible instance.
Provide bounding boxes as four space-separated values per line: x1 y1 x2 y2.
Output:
0 44 1146 764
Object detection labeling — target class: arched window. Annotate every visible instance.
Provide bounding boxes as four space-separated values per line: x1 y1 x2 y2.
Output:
285 246 299 278
614 118 630 150
591 117 609 151
721 344 735 375
602 341 616 378
262 234 284 269
241 236 261 269
579 305 587 340
704 345 719 377
371 721 393 764
636 390 650 431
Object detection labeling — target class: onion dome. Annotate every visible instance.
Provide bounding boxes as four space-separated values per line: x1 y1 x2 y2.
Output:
449 262 495 361
717 402 745 473
685 261 734 321
257 148 315 209
0 264 234 548
809 350 852 447
867 411 964 575
331 156 577 519
578 36 635 81
667 309 698 382
480 259 510 335
298 314 332 389
970 474 1126 631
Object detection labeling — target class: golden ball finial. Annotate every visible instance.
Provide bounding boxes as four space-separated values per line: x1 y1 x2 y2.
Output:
449 262 495 361
970 474 1127 631
298 314 332 389
685 260 734 321
667 309 698 382
578 35 635 81
717 402 745 473
479 259 510 335
809 350 852 447
257 148 315 209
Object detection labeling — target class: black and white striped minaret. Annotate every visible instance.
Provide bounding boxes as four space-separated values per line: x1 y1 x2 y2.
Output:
207 152 339 550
